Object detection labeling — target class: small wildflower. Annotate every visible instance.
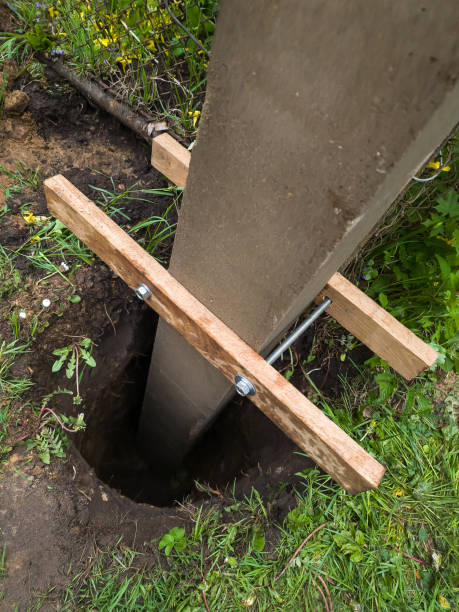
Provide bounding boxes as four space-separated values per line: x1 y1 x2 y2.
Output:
370 420 377 427
436 235 455 245
48 6 58 18
116 55 133 70
23 211 49 224
42 298 51 308
51 48 64 56
29 235 40 244
59 261 70 272
19 311 27 320
393 488 405 497
242 596 255 607
427 160 451 172
438 594 451 610
188 109 201 127
23 210 37 224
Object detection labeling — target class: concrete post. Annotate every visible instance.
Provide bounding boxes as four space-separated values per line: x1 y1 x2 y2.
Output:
138 0 459 468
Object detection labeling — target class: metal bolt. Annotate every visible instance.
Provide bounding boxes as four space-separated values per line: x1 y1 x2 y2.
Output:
135 283 152 301
234 375 256 397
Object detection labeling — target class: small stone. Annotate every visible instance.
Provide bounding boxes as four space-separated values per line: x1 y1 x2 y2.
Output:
4 90 30 116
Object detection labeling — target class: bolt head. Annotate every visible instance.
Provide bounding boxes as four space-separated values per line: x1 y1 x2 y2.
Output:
135 284 152 301
235 375 256 397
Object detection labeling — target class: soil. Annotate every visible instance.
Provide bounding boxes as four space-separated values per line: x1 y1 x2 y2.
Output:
0 49 376 609
0 57 357 610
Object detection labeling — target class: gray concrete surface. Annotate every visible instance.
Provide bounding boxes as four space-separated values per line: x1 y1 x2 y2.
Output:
138 0 459 468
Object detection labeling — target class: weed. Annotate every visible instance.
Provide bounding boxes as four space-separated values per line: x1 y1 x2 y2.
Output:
51 337 96 404
0 340 32 399
0 161 41 191
158 527 188 555
0 246 22 298
26 389 86 464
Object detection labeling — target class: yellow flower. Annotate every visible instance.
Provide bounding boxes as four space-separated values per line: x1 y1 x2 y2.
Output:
370 420 377 427
427 160 451 172
146 40 156 52
436 235 455 246
438 594 450 610
23 211 37 224
22 210 49 224
188 109 201 127
48 6 58 18
116 55 133 71
29 235 40 244
393 488 405 497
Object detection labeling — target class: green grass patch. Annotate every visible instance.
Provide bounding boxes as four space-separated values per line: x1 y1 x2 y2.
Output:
3 0 219 134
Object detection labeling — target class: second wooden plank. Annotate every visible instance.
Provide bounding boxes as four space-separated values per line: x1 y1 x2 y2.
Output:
44 174 385 494
315 273 438 379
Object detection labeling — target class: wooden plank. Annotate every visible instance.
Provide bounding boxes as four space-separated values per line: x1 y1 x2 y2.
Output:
44 174 385 493
315 273 438 379
151 133 191 188
151 133 438 380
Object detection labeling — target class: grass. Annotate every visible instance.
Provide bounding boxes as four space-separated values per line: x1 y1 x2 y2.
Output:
1 141 451 610
52 371 457 611
2 0 218 135
29 140 459 612
0 22 457 608
0 166 179 469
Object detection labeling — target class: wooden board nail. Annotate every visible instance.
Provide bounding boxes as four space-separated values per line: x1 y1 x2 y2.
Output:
315 273 438 379
151 133 191 188
44 174 385 493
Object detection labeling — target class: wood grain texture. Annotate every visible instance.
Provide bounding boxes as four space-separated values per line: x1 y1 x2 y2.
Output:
44 174 385 493
151 133 191 188
316 273 438 379
150 134 438 380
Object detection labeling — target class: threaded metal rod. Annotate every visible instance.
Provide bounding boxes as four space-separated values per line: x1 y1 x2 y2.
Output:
266 297 332 366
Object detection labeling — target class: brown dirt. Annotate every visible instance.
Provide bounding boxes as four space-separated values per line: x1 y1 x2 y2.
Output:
0 65 315 610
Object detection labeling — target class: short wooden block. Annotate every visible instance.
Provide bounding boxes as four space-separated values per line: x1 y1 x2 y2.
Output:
151 133 191 188
315 273 438 379
44 174 385 494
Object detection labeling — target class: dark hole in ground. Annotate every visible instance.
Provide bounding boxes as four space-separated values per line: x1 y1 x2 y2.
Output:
74 301 372 507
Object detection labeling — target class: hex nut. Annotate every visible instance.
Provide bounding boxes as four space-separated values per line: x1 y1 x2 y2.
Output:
135 284 152 301
235 375 256 397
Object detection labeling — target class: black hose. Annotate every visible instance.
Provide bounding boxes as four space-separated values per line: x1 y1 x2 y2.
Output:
37 52 163 143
